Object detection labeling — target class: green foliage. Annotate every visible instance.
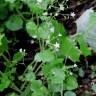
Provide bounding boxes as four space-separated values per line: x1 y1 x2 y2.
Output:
63 75 78 90
21 0 54 14
0 0 96 96
60 37 80 62
64 91 76 96
26 21 37 38
38 21 54 39
0 73 11 91
5 15 23 31
77 35 91 56
5 0 16 3
12 52 25 63
0 7 8 20
0 34 8 54
35 49 55 62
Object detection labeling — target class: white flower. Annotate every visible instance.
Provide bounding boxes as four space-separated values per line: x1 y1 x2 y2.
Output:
19 48 23 52
37 0 42 3
49 13 52 16
42 12 48 16
59 4 64 11
70 12 75 17
55 48 59 52
46 40 50 44
73 64 77 67
30 40 34 44
55 13 58 16
23 49 26 52
50 27 54 33
32 35 37 39
58 33 62 37
69 72 73 75
19 48 26 52
54 42 60 49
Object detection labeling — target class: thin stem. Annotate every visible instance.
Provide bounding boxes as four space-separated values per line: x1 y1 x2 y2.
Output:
39 39 42 51
33 61 38 72
52 92 55 96
36 14 43 51
23 60 35 75
1 54 10 64
61 82 63 96
34 63 43 74
15 7 27 21
20 81 27 91
10 83 22 94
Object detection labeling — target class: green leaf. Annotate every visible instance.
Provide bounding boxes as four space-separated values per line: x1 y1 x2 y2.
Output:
0 34 8 54
64 91 76 96
51 68 65 84
42 58 63 79
60 37 80 62
0 27 4 33
26 21 37 38
31 80 48 96
12 52 25 63
52 20 66 36
0 74 11 92
64 75 78 90
5 0 16 3
38 21 54 39
6 92 17 96
0 7 8 20
24 72 35 82
5 15 23 31
35 49 55 62
92 84 96 92
21 0 53 14
28 4 44 14
49 83 62 92
77 35 91 56
20 85 31 96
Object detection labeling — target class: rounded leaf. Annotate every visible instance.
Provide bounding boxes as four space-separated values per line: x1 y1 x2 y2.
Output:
64 91 76 96
26 21 37 37
5 15 23 31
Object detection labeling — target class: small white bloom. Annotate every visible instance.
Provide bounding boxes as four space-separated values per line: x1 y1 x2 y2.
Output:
49 13 52 16
32 35 37 39
70 12 75 17
23 49 26 52
54 42 60 49
42 12 48 16
30 40 34 44
55 13 58 16
75 46 78 49
46 40 50 44
58 33 62 37
37 0 42 3
19 48 26 52
50 27 54 33
69 72 73 75
59 4 64 11
55 48 59 52
19 48 23 52
74 64 77 67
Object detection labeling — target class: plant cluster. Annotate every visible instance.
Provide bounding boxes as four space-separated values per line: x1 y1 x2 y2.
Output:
0 0 96 96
